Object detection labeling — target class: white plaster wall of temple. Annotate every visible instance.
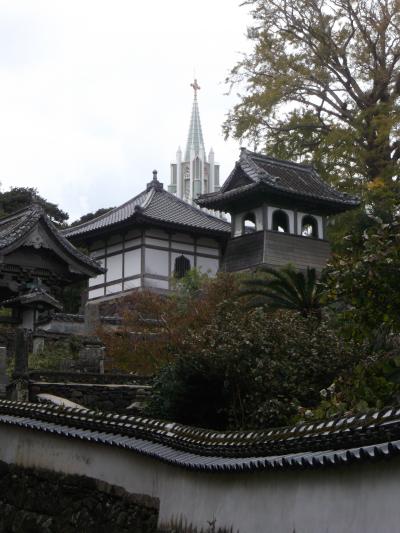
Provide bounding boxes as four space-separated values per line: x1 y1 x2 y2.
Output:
87 228 221 299
1 425 400 533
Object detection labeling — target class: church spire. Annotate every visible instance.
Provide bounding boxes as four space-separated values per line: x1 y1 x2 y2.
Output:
185 79 206 162
169 79 220 204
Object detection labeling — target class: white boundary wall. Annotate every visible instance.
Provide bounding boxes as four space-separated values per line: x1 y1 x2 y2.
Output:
1 424 400 532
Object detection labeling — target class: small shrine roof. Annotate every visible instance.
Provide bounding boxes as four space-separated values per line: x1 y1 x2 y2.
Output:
197 148 360 214
0 203 104 276
0 288 63 311
63 172 231 241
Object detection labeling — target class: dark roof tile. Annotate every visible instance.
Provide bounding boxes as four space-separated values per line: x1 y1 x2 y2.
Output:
0 204 104 275
198 149 360 213
0 288 63 310
1 399 400 472
63 178 230 240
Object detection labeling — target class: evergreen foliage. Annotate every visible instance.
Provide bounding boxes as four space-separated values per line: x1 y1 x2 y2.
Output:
313 339 400 418
0 186 68 224
241 265 323 317
148 306 358 429
323 211 400 340
70 207 114 227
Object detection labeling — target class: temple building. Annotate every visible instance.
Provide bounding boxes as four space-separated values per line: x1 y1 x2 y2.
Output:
64 148 359 302
197 148 359 272
63 149 358 303
63 172 230 301
0 203 104 328
168 80 220 203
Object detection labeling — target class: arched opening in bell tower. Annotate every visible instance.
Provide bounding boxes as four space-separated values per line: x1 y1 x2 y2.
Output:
272 210 289 233
242 213 256 234
301 215 318 238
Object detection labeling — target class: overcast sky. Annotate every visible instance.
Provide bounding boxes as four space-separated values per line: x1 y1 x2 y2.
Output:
0 1 252 221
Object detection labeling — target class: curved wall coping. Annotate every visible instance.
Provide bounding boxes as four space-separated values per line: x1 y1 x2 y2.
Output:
1 399 400 472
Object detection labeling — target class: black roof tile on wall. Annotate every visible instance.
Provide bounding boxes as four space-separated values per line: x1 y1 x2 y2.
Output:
63 175 231 241
1 399 400 472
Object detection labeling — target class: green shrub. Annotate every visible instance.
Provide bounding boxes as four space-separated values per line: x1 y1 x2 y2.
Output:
313 345 400 419
323 213 400 341
147 303 359 430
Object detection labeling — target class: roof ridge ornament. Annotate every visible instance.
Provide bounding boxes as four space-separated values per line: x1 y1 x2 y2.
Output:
146 169 164 191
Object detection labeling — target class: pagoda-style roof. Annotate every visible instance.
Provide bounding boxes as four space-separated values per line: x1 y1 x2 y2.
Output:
0 203 104 278
0 288 63 311
63 172 231 242
197 148 360 214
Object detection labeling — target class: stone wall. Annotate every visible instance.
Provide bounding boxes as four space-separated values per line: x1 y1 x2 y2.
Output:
28 370 152 385
29 381 151 412
0 460 158 533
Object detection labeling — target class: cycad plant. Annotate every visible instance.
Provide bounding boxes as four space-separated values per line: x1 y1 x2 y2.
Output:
241 265 323 318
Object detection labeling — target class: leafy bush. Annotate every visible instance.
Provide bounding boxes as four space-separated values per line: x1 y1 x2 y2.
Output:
99 271 242 375
323 213 400 341
313 340 400 419
147 304 358 430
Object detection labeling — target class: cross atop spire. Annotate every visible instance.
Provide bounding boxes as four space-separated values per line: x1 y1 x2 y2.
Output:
190 78 200 99
185 80 205 161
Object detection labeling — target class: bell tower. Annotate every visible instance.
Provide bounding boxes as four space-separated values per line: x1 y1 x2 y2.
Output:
197 148 360 272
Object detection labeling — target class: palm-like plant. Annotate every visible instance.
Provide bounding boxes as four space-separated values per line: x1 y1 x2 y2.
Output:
241 265 323 318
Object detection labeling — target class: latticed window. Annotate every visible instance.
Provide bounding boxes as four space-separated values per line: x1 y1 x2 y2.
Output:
174 255 191 278
272 210 289 233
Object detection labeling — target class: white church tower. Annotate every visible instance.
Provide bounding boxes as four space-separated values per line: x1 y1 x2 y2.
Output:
169 79 220 203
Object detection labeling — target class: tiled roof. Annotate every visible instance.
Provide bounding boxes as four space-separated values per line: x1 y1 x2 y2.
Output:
63 189 153 239
63 175 231 240
0 204 43 249
0 204 104 275
197 148 360 213
0 288 63 310
1 399 400 472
